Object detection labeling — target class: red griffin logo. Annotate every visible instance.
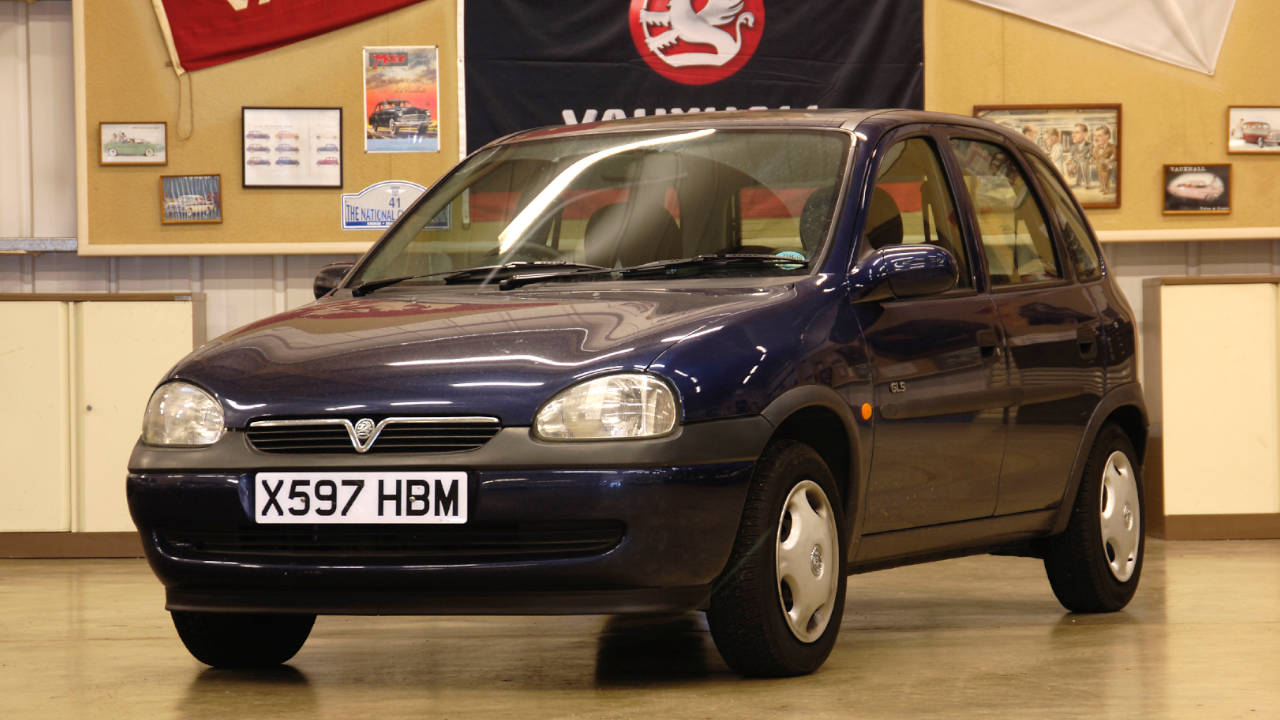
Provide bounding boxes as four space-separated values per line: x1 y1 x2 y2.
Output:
629 0 765 86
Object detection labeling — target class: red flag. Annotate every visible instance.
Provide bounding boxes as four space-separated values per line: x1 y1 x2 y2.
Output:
152 0 427 73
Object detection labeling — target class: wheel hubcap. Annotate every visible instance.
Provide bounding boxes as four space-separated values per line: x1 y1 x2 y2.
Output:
775 479 839 643
1099 450 1141 582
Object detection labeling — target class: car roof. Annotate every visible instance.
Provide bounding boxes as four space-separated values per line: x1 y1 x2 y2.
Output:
489 109 1021 148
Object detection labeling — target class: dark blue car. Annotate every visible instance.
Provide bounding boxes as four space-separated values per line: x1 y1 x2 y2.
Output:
128 110 1146 677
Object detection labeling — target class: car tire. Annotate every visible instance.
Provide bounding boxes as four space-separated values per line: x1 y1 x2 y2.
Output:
1259 137 1267 148
145 148 154 157
706 440 847 677
171 611 315 668
1043 424 1144 613
107 148 116 157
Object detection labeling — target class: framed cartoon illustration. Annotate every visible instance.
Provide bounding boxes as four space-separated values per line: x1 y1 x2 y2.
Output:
161 174 222 224
974 104 1121 208
1163 164 1231 215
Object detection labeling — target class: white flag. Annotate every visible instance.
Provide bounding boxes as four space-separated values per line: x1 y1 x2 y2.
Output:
965 0 1235 75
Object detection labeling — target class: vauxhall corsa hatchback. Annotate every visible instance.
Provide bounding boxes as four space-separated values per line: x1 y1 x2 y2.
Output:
128 110 1147 677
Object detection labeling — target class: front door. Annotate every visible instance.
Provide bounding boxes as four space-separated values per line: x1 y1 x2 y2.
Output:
856 133 1009 533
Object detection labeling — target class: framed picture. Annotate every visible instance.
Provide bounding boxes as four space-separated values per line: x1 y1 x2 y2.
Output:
1228 107 1280 153
161 174 222 224
973 104 1121 208
99 122 166 165
364 46 440 154
242 107 342 188
1163 164 1231 215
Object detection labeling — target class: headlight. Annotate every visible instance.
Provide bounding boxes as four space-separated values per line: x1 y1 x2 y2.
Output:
142 381 225 446
534 373 678 440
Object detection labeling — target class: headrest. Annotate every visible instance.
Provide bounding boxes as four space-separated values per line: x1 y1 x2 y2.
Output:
864 186 903 250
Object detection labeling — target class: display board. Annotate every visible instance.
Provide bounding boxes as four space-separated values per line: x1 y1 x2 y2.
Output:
74 0 459 255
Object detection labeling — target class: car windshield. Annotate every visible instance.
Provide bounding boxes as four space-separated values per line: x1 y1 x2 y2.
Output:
348 128 850 288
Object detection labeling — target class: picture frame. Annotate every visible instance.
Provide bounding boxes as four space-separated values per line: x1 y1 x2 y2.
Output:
99 122 167 166
1163 164 1231 215
1227 106 1280 153
160 174 222 224
242 107 342 188
973 104 1122 209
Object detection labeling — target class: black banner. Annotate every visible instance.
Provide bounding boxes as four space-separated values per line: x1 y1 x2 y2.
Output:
463 0 923 150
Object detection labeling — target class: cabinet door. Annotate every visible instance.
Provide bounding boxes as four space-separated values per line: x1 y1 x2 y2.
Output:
0 302 71 531
75 302 193 532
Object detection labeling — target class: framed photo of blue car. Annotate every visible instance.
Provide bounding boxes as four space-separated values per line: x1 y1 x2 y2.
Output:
242 107 342 188
160 174 222 225
99 122 167 166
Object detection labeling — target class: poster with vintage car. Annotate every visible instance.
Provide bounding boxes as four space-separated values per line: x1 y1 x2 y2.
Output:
242 107 342 188
973 104 1121 208
1228 107 1280 153
160 174 221 224
364 46 439 153
100 122 166 165
1163 164 1231 215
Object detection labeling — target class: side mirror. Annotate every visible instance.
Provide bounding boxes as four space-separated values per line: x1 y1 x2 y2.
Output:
313 260 357 299
849 244 958 302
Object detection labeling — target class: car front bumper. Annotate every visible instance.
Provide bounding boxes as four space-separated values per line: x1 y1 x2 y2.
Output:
126 417 771 615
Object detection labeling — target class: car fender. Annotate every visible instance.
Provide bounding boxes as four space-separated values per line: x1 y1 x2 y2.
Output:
1048 382 1149 535
758 384 871 551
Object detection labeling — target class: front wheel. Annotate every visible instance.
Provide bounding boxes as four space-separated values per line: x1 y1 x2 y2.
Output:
1044 424 1144 612
171 611 315 668
706 440 847 677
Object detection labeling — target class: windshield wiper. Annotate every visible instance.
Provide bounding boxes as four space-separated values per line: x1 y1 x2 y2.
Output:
617 253 809 276
351 261 609 296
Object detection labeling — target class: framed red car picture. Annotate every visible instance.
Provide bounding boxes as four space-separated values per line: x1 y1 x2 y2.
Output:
1163 164 1231 215
1228 106 1280 153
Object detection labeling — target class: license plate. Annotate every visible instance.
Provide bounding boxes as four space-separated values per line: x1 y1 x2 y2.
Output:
254 472 467 524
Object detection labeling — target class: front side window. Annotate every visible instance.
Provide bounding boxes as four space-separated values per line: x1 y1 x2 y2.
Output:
349 129 850 287
859 137 972 288
949 139 1060 286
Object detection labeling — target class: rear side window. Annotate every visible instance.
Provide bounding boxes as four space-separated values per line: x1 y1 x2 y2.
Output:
949 139 1060 286
863 137 972 288
1027 155 1103 281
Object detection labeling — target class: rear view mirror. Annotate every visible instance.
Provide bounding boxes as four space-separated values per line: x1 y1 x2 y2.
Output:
849 244 958 302
313 261 356 299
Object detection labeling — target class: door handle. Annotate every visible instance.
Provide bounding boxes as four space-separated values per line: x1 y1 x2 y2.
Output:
1077 326 1099 360
976 328 1000 358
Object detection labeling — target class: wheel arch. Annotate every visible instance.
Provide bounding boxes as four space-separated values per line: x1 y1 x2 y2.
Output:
759 385 868 551
1049 383 1149 535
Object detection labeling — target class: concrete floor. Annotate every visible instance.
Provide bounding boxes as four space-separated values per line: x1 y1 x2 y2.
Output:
2 539 1276 719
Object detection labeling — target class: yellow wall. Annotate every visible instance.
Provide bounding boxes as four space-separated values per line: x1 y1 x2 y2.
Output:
77 0 1277 254
76 0 459 255
926 0 1279 235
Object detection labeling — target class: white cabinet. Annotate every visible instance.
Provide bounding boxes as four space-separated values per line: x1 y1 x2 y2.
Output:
0 295 198 535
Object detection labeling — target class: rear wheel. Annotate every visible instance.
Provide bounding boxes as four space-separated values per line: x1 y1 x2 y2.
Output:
171 611 315 668
707 440 847 676
1044 424 1144 612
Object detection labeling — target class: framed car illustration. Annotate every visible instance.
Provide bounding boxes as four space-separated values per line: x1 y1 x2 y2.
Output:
160 174 222 224
1163 164 1231 215
1228 106 1280 153
99 122 166 166
242 107 342 188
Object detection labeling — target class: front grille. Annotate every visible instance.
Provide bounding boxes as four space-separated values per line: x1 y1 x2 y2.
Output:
157 520 625 563
246 417 501 454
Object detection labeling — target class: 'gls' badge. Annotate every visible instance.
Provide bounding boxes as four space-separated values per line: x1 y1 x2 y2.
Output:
889 381 908 394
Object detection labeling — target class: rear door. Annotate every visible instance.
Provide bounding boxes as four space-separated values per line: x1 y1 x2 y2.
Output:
945 134 1105 516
